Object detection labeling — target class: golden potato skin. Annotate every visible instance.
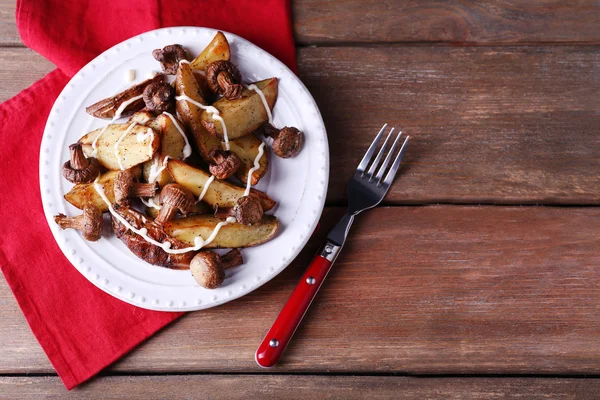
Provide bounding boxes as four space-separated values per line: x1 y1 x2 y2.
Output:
189 31 230 71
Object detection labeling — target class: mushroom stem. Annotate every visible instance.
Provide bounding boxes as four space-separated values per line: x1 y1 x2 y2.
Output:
54 205 103 241
220 249 243 269
131 182 160 198
54 213 85 231
155 204 179 225
69 143 89 170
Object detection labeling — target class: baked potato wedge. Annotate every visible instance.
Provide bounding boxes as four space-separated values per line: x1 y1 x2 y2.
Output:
167 159 275 211
163 215 279 248
175 62 221 159
128 110 156 125
64 168 141 212
79 123 159 170
85 74 164 119
189 31 230 71
200 78 278 140
230 133 268 185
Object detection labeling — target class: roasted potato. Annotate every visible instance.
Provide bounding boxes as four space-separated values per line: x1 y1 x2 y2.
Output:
167 159 275 211
163 215 279 248
85 75 164 119
200 78 278 140
79 123 160 170
230 133 269 185
175 62 221 158
64 168 141 212
189 31 230 71
128 110 156 125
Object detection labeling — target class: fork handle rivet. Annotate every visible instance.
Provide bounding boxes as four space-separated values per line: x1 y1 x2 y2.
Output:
306 277 316 285
269 339 279 347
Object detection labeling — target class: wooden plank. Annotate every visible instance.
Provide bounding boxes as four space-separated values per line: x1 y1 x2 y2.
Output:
292 1 600 45
2 376 600 399
1 46 599 204
2 1 600 46
3 206 600 374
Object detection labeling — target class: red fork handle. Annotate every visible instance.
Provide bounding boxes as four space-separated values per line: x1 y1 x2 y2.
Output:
255 241 341 368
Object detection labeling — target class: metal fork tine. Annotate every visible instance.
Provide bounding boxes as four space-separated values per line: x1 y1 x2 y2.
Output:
357 123 387 174
366 127 394 179
382 136 410 186
375 130 402 182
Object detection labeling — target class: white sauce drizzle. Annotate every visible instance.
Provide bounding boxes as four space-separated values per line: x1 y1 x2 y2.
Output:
197 175 215 203
136 127 154 142
175 94 230 151
94 177 236 254
162 111 192 158
91 94 144 157
114 122 139 170
179 59 191 65
243 142 266 197
148 155 171 183
125 69 136 82
140 197 162 210
246 84 273 124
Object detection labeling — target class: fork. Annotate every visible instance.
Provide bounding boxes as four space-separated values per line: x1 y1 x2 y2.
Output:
255 124 410 367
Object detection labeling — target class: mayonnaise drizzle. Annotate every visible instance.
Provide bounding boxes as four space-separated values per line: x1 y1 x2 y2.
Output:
175 94 230 151
243 142 266 197
136 127 154 142
114 122 139 170
197 175 215 203
162 111 192 158
148 155 171 183
94 177 236 254
91 94 144 157
246 84 273 124
140 197 162 210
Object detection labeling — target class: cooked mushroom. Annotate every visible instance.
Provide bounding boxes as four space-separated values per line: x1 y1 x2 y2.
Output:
114 169 159 206
261 123 303 158
152 44 188 75
214 195 263 225
205 60 243 100
190 249 243 289
208 149 241 180
54 205 103 241
143 82 175 113
155 183 195 224
62 142 101 183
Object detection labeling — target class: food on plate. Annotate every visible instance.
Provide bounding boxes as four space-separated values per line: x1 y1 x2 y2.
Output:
54 205 103 242
166 159 275 211
163 215 279 248
152 44 188 75
189 31 230 71
190 249 243 289
261 123 304 158
62 142 101 183
85 74 164 119
78 123 160 170
200 78 278 141
55 31 303 289
65 169 140 212
205 60 243 100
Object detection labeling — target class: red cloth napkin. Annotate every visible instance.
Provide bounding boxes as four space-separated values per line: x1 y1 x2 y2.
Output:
0 0 296 390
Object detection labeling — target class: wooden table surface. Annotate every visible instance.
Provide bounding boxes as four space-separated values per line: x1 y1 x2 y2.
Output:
2 1 600 398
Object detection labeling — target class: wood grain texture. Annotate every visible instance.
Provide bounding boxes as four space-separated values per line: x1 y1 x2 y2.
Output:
3 206 600 374
293 1 600 45
1 47 598 205
2 0 600 46
2 376 600 399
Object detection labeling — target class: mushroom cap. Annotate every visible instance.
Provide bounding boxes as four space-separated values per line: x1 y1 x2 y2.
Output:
190 251 225 289
209 149 241 180
62 157 100 184
143 82 175 113
114 169 137 206
159 183 195 213
205 60 242 97
272 127 303 158
152 44 188 75
235 195 263 225
81 205 103 241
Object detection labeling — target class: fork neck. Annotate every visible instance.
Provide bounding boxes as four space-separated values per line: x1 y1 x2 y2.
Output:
326 213 355 248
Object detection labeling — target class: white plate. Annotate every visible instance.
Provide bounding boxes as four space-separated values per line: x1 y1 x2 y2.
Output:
39 27 329 311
